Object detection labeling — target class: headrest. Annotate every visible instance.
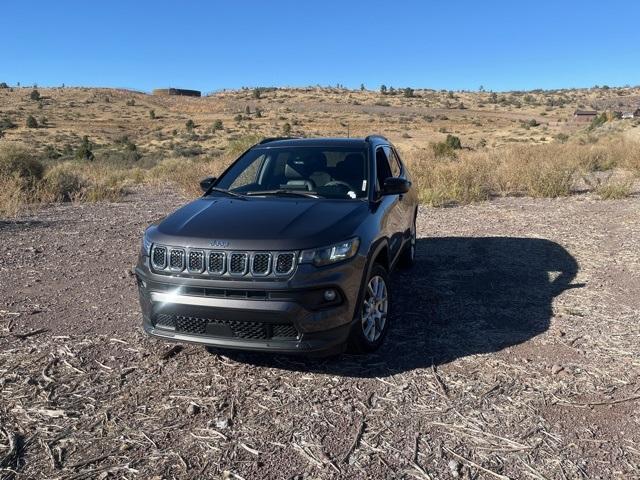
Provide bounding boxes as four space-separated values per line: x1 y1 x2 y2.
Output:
305 152 328 171
336 153 365 179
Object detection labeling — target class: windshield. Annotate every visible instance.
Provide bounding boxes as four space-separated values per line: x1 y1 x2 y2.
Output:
214 146 369 200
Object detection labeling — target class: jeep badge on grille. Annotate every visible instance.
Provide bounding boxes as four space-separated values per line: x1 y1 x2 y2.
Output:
209 240 230 248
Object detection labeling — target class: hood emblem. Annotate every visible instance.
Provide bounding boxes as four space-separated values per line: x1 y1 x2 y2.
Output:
209 240 230 248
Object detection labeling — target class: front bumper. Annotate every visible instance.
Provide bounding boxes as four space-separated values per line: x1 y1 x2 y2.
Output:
135 253 365 355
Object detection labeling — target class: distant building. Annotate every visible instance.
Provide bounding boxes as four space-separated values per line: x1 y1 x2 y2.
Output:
621 108 640 119
153 88 201 98
573 109 597 122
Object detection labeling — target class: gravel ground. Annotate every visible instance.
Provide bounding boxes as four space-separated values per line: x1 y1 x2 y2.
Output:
1 187 639 479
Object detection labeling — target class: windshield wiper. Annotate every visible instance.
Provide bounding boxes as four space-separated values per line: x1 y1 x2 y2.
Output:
245 190 320 199
205 187 247 200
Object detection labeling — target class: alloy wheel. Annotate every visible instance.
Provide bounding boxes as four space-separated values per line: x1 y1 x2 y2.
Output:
361 275 388 342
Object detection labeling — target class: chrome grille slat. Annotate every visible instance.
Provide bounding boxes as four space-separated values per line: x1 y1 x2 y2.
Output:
208 251 225 274
275 252 295 275
187 250 205 273
251 253 271 276
150 245 297 278
151 246 167 269
229 253 249 275
169 248 185 271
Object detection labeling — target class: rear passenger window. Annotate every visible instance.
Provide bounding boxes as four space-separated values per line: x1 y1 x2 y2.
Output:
383 146 401 177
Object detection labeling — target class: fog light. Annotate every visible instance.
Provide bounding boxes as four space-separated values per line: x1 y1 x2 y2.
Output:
323 289 337 302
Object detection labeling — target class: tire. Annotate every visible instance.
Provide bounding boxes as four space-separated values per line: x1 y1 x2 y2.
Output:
398 215 416 268
347 264 391 353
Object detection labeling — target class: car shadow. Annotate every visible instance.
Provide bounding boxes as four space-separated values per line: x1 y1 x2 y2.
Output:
215 237 582 377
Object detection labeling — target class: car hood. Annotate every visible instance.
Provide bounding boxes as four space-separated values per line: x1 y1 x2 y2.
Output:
150 196 370 250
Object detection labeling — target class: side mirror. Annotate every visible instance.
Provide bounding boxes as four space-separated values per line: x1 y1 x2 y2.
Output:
382 177 411 195
200 176 216 193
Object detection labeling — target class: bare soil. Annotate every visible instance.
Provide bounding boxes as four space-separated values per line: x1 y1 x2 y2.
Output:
1 188 639 479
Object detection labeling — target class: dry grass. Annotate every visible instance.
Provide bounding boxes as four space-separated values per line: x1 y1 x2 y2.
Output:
404 138 640 206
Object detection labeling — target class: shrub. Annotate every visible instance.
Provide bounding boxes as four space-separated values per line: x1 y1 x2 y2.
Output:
30 89 40 101
408 151 494 206
596 178 633 199
431 142 455 158
233 114 243 122
173 145 203 157
84 180 125 203
589 113 607 130
76 136 95 161
282 123 292 135
253 88 262 99
149 109 156 119
126 99 136 106
245 105 251 115
26 115 38 128
0 82 8 89
41 163 85 202
0 116 16 137
43 145 61 159
446 135 462 149
212 119 224 131
403 87 414 98
0 144 44 183
255 108 262 118
380 85 387 95
0 117 16 130
185 119 195 131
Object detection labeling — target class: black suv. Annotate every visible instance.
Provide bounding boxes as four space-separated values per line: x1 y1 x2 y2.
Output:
136 136 418 355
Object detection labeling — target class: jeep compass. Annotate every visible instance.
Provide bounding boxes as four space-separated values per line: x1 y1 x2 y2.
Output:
136 136 418 355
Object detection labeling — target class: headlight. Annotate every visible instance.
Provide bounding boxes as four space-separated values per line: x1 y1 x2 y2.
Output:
141 230 152 256
299 238 360 267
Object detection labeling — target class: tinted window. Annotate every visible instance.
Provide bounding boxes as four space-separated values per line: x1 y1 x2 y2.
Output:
375 147 393 190
215 147 369 199
384 146 402 177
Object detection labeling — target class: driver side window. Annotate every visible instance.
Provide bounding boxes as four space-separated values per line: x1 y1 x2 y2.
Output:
375 147 393 191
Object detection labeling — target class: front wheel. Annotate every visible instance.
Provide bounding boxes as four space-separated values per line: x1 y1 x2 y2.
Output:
347 264 391 353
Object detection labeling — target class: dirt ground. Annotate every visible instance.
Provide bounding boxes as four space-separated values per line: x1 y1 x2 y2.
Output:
1 187 639 479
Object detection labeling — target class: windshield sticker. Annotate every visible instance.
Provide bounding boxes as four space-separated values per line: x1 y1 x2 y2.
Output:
361 180 367 191
347 191 356 199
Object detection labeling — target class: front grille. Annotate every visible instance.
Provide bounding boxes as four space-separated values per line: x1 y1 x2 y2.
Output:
187 250 205 273
170 314 299 340
229 253 248 275
154 313 175 329
176 315 206 334
150 245 297 278
151 246 167 269
169 249 185 271
251 253 271 275
275 253 295 274
208 252 225 274
272 324 299 338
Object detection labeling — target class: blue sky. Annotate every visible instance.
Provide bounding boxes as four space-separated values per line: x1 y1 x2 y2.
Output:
1 0 639 93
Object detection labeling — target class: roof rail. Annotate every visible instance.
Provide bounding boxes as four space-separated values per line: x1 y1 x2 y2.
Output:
364 134 389 143
258 136 302 144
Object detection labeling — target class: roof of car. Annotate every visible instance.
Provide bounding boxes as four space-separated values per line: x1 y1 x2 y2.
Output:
252 136 389 149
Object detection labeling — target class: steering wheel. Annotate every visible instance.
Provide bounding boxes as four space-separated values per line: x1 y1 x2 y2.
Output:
324 180 353 190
